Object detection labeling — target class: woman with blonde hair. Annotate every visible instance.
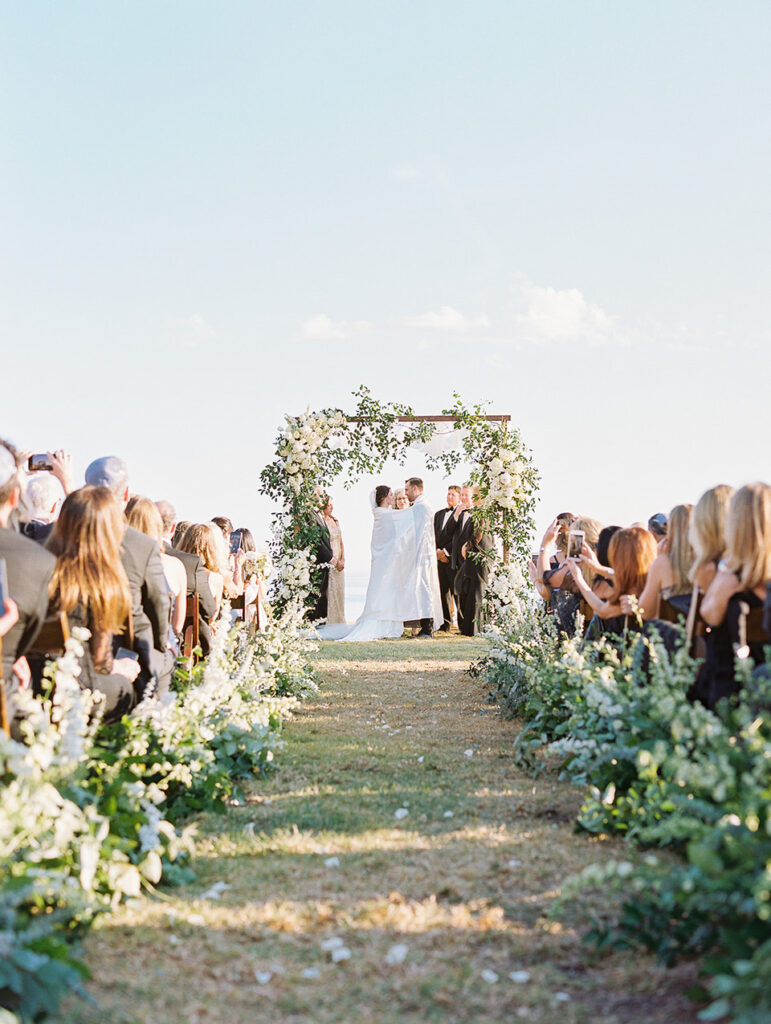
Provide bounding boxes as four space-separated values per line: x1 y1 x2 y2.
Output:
689 484 734 591
47 486 140 720
178 523 225 618
698 483 771 707
126 496 187 639
567 526 658 636
619 505 694 621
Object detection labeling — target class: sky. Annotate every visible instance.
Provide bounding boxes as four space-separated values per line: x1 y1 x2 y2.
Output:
2 2 770 576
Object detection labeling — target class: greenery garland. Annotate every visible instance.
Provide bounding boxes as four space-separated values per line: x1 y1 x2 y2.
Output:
258 385 540 616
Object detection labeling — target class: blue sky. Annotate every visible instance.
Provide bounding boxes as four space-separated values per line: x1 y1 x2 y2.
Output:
2 2 769 573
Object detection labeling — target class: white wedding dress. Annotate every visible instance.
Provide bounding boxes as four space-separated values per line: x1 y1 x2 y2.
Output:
318 493 443 642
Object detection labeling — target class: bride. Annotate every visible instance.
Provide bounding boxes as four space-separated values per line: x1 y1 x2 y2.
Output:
318 483 442 642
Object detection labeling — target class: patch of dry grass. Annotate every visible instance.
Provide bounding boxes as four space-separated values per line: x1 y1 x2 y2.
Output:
61 635 701 1024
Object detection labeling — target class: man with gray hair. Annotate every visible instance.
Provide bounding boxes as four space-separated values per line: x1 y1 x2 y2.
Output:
0 439 56 700
21 472 64 544
85 456 171 698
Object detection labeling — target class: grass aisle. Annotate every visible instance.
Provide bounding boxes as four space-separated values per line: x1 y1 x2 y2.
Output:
65 637 700 1024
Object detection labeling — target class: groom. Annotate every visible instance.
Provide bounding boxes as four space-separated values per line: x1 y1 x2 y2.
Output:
404 477 436 638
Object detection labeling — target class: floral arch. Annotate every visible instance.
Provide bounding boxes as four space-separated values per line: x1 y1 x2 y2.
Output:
258 386 540 620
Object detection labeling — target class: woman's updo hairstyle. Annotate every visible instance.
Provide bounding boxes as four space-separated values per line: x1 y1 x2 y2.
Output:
375 485 391 508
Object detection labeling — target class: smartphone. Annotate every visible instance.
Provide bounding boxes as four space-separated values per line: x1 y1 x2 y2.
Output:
230 529 242 554
567 530 585 559
115 647 139 661
0 557 8 608
28 453 53 472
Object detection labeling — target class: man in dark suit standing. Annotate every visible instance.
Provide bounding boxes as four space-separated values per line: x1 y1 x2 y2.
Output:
0 440 56 705
434 485 461 632
156 500 217 655
450 485 475 628
310 486 335 621
85 457 170 699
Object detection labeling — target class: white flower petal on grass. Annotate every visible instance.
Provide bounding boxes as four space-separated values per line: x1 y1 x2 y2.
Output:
464 748 474 758
394 808 409 820
301 967 321 979
554 992 571 1002
188 913 205 925
507 859 521 868
324 856 340 867
200 881 230 900
331 947 352 963
320 937 344 951
417 756 424 763
481 969 499 983
441 693 448 698
386 943 409 965
254 970 272 985
443 810 454 818
509 970 531 983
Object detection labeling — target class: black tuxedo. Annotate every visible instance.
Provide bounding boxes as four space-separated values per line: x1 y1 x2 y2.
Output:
0 525 56 682
310 513 334 620
434 507 459 630
164 542 216 655
451 509 474 571
117 526 171 698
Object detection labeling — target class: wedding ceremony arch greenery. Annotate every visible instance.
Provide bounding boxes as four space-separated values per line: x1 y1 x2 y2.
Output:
258 386 540 616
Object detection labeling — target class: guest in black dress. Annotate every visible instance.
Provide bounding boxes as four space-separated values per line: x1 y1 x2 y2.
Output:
567 526 658 641
697 483 771 708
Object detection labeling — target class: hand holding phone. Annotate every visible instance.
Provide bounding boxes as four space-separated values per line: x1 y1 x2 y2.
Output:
28 453 54 472
567 530 585 560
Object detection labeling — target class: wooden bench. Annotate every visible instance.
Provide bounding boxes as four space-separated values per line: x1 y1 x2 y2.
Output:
26 611 70 657
183 594 200 662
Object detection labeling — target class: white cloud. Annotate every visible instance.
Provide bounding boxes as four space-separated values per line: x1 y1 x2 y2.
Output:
174 313 216 347
514 283 619 345
404 306 491 333
301 314 374 340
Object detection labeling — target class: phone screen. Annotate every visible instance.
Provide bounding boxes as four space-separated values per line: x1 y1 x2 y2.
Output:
28 453 53 472
230 530 242 554
567 530 584 559
115 647 139 661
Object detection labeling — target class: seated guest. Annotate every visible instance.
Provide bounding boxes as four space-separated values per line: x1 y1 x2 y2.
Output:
620 504 694 621
126 497 186 651
689 485 734 594
0 441 56 702
156 501 217 655
20 471 64 544
47 487 140 720
698 483 771 708
648 512 668 548
591 525 622 601
172 520 191 548
85 456 170 700
539 515 601 635
178 524 225 621
211 515 245 600
235 527 264 626
567 526 658 638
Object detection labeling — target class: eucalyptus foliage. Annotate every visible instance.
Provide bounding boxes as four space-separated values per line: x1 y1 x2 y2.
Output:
478 603 771 1023
259 385 539 615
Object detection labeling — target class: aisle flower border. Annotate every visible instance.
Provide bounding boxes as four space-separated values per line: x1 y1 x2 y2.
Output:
258 386 540 619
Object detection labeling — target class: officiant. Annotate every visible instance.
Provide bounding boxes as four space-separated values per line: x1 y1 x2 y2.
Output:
434 485 461 631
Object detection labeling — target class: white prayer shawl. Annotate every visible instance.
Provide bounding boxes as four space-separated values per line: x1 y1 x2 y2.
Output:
320 493 443 642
